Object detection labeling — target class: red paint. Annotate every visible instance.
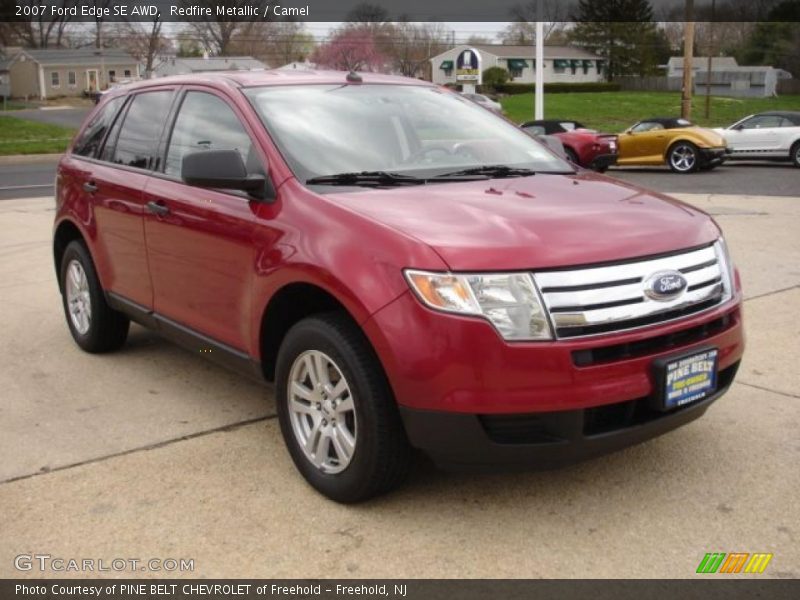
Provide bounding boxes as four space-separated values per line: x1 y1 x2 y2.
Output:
55 70 744 420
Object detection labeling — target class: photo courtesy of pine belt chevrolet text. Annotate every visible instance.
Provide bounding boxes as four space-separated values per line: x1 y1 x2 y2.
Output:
53 70 745 503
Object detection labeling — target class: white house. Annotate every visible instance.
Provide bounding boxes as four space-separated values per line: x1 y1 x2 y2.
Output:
150 55 267 78
429 44 605 86
666 56 792 97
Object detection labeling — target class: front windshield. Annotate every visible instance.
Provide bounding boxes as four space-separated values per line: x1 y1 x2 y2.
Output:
244 84 572 183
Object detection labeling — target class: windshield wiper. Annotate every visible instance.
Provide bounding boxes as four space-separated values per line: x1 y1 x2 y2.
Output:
306 171 427 187
433 165 539 178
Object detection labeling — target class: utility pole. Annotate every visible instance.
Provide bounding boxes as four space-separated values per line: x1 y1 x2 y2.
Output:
681 0 695 119
704 0 716 119
534 0 544 119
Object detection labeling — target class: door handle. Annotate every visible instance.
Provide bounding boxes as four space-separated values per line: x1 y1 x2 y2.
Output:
82 181 98 194
146 200 170 216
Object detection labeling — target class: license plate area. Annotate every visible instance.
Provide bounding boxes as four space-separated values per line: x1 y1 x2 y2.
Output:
653 347 719 411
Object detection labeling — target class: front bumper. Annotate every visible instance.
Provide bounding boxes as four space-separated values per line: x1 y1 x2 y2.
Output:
589 153 618 170
699 146 729 165
363 289 744 468
401 361 738 470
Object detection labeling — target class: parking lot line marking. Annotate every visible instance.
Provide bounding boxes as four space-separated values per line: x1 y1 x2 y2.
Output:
0 414 276 487
0 184 54 191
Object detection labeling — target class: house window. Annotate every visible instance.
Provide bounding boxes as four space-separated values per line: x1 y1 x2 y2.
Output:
440 60 454 77
68 71 76 87
553 60 569 74
507 59 528 79
109 70 116 83
124 69 131 78
51 72 60 87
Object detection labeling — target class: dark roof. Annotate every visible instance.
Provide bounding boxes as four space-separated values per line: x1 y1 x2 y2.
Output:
638 117 694 129
758 111 800 123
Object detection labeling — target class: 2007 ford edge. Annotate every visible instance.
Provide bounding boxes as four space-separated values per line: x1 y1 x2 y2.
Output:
54 71 744 502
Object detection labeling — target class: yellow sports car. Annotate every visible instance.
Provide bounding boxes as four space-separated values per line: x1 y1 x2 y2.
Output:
616 117 729 173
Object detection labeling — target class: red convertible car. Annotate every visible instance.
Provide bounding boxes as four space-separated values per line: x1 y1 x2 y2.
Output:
522 120 618 172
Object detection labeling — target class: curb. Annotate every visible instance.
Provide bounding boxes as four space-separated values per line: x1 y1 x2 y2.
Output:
0 153 63 165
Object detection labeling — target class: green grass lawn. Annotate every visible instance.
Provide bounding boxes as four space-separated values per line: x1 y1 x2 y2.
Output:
501 91 800 133
0 115 76 155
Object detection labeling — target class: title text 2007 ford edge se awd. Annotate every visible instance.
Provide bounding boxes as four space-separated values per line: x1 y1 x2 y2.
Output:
54 71 744 502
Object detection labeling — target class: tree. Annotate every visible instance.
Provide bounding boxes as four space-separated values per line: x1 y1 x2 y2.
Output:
311 27 388 72
180 0 270 55
505 0 569 43
466 35 492 45
113 18 171 79
386 22 449 78
737 1 800 80
1 0 77 48
230 21 315 67
570 0 664 81
482 66 510 90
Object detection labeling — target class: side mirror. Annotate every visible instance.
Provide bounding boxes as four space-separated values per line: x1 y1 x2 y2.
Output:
182 150 270 199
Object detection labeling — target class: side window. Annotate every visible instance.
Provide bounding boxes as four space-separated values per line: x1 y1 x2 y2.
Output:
72 95 126 158
740 115 781 129
111 91 173 170
165 91 256 179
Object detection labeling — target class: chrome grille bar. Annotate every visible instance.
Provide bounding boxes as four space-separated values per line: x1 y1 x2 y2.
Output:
533 244 728 338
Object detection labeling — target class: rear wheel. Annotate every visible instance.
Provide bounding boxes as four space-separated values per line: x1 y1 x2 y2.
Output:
667 141 699 173
275 313 412 502
60 240 129 353
791 141 800 168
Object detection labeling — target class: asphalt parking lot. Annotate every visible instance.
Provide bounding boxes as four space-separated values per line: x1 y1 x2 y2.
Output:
0 188 799 578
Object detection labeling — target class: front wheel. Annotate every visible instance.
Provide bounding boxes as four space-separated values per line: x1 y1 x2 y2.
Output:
791 141 800 168
275 313 412 502
667 141 700 173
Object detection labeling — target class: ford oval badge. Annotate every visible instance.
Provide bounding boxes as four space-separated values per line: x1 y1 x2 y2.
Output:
644 270 688 301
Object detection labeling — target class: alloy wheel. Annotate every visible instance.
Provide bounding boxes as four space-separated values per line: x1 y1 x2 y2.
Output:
670 144 697 172
287 350 357 474
65 259 92 335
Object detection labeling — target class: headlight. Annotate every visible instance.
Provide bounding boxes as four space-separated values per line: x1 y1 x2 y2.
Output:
404 270 553 340
713 238 735 301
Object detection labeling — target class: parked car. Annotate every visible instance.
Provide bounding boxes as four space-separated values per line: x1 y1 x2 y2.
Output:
616 117 729 173
461 92 502 113
712 111 800 167
521 119 618 172
54 72 744 502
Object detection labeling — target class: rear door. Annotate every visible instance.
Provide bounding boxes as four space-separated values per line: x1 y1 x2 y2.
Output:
142 87 265 352
87 88 176 307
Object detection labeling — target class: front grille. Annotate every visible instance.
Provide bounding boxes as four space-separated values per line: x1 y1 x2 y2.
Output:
534 243 729 339
572 311 737 367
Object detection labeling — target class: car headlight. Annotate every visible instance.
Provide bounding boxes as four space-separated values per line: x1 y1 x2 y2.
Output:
713 238 736 302
404 270 553 340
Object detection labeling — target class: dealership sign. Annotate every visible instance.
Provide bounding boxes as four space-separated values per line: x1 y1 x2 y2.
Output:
456 48 482 84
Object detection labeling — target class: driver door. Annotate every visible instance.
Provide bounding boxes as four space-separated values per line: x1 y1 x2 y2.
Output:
142 88 267 353
618 124 666 164
728 115 783 153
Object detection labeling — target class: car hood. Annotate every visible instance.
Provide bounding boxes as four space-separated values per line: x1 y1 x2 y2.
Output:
687 126 727 147
326 172 720 271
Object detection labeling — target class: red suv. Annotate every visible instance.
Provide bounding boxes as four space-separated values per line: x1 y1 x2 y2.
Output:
54 71 744 502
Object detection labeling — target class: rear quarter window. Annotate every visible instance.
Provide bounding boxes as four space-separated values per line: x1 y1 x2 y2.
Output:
72 96 126 158
109 91 173 170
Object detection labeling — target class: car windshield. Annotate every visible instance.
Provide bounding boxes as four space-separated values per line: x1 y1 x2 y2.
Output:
244 84 571 185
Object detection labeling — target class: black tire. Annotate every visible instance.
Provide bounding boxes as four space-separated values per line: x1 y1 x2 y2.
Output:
564 147 580 166
667 141 700 174
791 141 800 168
275 313 412 503
60 240 129 353
594 165 608 173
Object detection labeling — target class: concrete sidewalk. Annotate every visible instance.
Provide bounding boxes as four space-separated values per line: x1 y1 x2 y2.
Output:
0 194 798 578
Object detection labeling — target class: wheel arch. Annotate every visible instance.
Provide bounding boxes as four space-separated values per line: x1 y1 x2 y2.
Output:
258 281 365 382
53 218 88 293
